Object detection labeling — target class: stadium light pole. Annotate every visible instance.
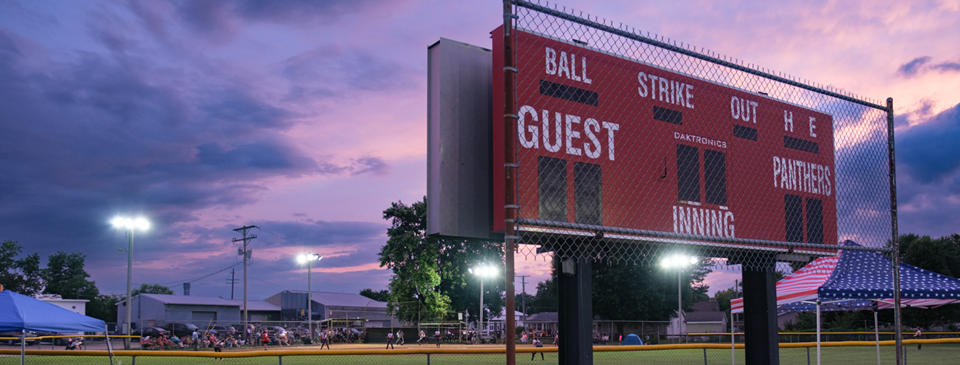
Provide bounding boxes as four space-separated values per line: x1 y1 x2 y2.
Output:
469 265 496 339
661 254 698 341
297 253 322 342
111 216 149 350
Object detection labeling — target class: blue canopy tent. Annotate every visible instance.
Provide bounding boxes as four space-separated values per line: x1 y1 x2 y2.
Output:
0 290 114 365
621 333 643 345
731 241 960 365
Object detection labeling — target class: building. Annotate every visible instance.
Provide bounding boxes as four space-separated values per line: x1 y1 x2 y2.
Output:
36 294 88 315
264 290 397 328
682 301 728 334
116 294 280 333
524 312 558 333
484 309 525 335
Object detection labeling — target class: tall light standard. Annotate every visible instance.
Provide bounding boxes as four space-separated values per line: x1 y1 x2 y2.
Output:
111 216 149 350
660 254 698 341
297 253 322 341
469 265 496 339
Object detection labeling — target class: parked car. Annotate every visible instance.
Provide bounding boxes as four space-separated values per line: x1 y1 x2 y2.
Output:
0 331 39 346
262 326 286 334
162 323 199 337
212 325 236 335
134 327 170 338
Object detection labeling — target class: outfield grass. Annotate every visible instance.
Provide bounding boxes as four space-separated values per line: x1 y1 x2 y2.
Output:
0 344 956 365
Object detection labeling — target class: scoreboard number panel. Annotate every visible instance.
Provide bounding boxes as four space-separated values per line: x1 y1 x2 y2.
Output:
494 29 837 247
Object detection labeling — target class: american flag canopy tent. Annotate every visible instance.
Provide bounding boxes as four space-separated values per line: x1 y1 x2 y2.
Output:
731 241 960 313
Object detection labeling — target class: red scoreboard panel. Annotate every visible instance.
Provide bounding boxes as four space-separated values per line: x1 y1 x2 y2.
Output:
493 28 837 247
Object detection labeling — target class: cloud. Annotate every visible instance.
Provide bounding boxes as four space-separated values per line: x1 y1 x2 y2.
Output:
931 61 960 73
897 56 932 77
895 102 960 237
896 57 960 78
897 102 960 183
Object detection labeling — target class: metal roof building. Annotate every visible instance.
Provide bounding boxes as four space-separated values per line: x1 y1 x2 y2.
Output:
264 290 397 328
116 294 280 333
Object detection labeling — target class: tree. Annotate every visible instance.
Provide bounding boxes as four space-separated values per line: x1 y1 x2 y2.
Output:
379 199 451 324
360 288 390 302
528 278 558 314
528 255 711 321
713 286 742 316
592 257 711 321
131 283 173 296
378 197 504 325
515 292 535 313
87 294 123 322
895 233 960 328
42 252 99 300
0 240 44 295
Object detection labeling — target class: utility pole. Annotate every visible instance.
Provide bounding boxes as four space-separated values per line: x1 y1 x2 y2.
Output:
232 225 257 340
516 275 530 324
226 268 239 300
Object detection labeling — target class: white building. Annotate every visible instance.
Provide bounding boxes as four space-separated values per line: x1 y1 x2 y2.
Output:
36 294 88 315
482 309 525 335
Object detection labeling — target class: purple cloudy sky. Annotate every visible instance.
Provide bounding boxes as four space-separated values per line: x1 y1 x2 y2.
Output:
1 0 958 301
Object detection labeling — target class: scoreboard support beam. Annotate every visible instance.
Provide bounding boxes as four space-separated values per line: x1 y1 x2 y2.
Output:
558 258 593 365
741 256 780 365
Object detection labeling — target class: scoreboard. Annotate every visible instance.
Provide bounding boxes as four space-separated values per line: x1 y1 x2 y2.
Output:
493 28 837 247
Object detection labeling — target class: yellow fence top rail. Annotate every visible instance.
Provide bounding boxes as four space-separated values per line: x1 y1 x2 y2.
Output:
2 338 958 358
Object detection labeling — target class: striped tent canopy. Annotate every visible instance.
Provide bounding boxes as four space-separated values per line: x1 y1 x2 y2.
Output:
731 241 960 313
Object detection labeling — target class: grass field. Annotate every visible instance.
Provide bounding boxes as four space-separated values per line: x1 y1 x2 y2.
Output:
0 344 957 365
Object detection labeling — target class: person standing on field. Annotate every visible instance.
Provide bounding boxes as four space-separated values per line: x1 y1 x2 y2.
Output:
915 327 922 350
386 331 395 349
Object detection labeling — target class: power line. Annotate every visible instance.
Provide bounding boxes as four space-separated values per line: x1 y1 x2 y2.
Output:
154 262 241 285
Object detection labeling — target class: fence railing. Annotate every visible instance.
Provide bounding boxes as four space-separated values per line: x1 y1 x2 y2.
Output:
2 338 957 365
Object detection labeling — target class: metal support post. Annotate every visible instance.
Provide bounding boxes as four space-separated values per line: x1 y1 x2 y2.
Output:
886 97 902 365
558 258 592 365
124 229 134 350
875 310 881 365
502 1 517 364
741 255 779 365
307 259 313 342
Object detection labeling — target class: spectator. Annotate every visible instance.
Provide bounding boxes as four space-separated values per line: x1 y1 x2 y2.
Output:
65 338 78 350
171 335 183 349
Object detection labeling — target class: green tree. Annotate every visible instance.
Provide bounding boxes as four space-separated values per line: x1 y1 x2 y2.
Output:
895 233 960 328
378 198 504 325
713 286 742 316
592 257 711 321
131 283 173 296
529 255 711 321
379 199 451 324
42 252 99 300
87 294 123 322
359 288 390 302
0 240 44 295
529 278 558 314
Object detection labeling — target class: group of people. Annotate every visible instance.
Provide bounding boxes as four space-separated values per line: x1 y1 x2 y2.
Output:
63 338 83 350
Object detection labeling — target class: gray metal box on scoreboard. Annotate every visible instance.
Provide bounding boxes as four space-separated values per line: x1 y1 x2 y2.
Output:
426 38 500 241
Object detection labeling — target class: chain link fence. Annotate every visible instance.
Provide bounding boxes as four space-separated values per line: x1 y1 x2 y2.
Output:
2 339 958 365
500 0 894 272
